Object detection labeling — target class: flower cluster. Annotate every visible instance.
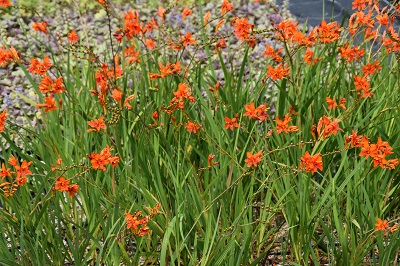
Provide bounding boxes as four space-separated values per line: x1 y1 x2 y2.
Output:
54 177 79 198
300 151 323 174
87 145 119 171
0 156 32 197
125 203 161 237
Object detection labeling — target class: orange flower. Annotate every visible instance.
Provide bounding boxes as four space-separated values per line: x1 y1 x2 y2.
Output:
326 97 338 110
125 212 150 236
32 22 48 35
0 109 6 132
145 38 156 49
39 76 65 94
362 60 381 76
262 44 283 62
345 130 362 149
215 19 225 34
309 20 340 44
156 6 166 22
207 154 218 167
87 116 106 133
0 163 11 180
181 7 192 21
67 30 79 43
123 9 141 39
266 64 290 81
221 0 234 15
224 115 240 130
55 177 70 192
303 49 320 65
339 43 365 62
316 116 343 138
232 17 253 40
180 32 195 46
36 95 58 112
0 0 12 8
243 102 268 121
66 184 79 198
124 45 140 64
28 56 52 76
300 151 323 174
375 218 389 231
275 114 298 134
87 145 119 171
204 11 211 25
186 121 201 133
14 160 32 179
244 150 263 168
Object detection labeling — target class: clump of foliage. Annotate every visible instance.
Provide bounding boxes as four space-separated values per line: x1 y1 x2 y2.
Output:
0 0 399 265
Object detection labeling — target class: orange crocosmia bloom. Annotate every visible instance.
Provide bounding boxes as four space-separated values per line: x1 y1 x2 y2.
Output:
275 20 299 41
326 97 338 110
87 145 119 171
224 115 240 130
0 109 6 133
275 115 298 134
221 0 234 15
204 11 211 25
375 218 389 231
14 160 32 179
87 116 106 133
243 102 268 121
244 102 257 119
145 38 156 49
66 184 79 198
300 151 323 174
181 7 192 21
262 44 283 62
123 9 141 39
0 0 12 8
0 46 14 67
8 155 18 167
359 142 376 159
339 43 365 62
157 6 166 22
173 82 194 101
36 95 58 112
112 89 123 104
27 56 52 76
352 0 369 10
345 130 362 148
123 94 135 109
0 163 11 180
39 76 65 94
244 150 263 168
215 38 227 50
316 116 343 138
55 177 70 192
303 49 320 65
67 30 79 43
309 20 340 44
215 19 225 34
207 154 218 167
362 60 381 76
232 17 253 40
353 75 369 91
32 22 48 34
266 64 290 81
124 45 140 64
125 212 150 236
181 32 195 46
186 121 201 133
339 98 346 110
